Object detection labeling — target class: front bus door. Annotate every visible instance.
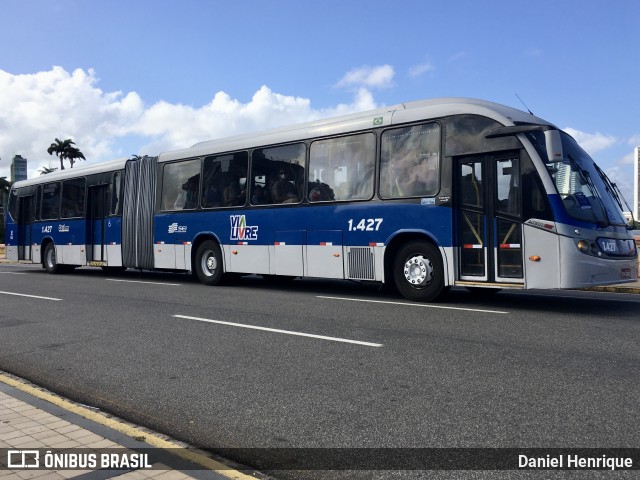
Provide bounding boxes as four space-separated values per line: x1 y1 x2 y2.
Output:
455 152 524 286
87 185 109 264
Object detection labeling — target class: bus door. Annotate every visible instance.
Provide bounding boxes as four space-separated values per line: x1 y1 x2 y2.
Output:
87 185 109 263
17 196 34 261
455 152 524 285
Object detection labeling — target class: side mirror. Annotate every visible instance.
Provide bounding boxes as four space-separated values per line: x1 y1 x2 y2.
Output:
544 130 564 162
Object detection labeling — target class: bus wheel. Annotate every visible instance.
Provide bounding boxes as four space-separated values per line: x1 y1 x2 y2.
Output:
44 243 62 274
393 241 445 302
194 240 223 286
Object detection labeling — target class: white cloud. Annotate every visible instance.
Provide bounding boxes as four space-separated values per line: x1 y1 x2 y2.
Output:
628 134 640 147
617 151 635 166
408 62 435 78
563 127 617 155
0 67 380 179
335 65 394 89
448 52 467 62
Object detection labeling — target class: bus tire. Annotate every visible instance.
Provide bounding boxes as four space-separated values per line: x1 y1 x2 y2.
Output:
43 243 63 274
194 240 224 286
393 240 445 302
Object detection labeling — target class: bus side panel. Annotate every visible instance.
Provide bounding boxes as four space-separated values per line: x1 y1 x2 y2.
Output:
306 230 343 279
5 220 19 261
154 204 452 279
273 230 304 276
105 216 123 267
31 220 87 266
523 223 560 289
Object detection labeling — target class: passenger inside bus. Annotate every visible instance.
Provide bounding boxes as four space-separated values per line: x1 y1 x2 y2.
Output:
271 169 298 203
223 175 245 206
393 157 438 197
202 183 223 207
251 185 268 204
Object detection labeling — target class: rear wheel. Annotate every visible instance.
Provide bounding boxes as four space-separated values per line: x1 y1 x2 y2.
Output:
194 240 224 286
43 243 62 274
393 241 445 302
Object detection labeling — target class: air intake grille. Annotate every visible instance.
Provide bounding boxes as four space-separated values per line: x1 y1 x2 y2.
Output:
348 247 375 280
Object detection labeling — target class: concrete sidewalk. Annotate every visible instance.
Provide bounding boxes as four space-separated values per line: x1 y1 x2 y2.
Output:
0 373 258 480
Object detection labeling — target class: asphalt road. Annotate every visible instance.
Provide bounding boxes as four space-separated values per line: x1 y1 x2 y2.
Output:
1 263 639 478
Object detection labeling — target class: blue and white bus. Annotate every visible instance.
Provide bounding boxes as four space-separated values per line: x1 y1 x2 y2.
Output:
4 98 638 301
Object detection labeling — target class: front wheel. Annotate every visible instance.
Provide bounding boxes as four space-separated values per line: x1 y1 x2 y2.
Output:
393 241 445 302
194 240 224 286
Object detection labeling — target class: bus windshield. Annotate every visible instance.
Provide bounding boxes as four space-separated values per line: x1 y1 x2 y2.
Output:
527 131 627 227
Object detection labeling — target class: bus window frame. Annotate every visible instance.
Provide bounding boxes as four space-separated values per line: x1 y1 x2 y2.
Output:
60 177 87 219
160 158 203 212
40 181 62 221
109 170 123 216
250 142 306 207
378 121 443 201
201 151 250 210
307 132 376 204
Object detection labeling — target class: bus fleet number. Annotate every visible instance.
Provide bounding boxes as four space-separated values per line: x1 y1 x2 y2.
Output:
347 218 383 232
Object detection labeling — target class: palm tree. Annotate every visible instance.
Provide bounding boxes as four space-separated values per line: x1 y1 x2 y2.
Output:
47 138 86 170
39 165 58 175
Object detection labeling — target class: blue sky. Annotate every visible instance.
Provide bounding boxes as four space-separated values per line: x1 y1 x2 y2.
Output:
1 0 639 201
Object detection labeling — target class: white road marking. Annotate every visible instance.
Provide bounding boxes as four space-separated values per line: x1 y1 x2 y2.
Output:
173 314 383 347
106 279 182 286
317 296 509 314
0 291 62 301
0 272 26 275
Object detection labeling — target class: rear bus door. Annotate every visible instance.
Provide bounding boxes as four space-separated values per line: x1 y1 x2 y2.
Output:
17 196 34 261
87 185 109 264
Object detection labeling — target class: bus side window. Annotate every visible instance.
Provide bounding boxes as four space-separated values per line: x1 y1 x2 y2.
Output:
161 159 201 211
41 182 61 220
252 144 305 205
111 171 122 215
7 189 18 221
380 123 440 199
61 178 86 218
308 133 375 202
202 152 248 208
522 171 553 221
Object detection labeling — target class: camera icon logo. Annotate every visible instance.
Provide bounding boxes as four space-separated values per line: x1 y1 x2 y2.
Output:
7 450 40 468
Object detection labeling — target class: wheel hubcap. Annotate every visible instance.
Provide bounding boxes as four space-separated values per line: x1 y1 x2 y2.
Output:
202 251 217 276
403 255 433 287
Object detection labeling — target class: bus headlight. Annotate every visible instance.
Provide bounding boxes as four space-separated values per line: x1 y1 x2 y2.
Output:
577 240 590 253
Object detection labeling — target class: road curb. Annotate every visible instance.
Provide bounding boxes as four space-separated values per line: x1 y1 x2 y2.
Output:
584 285 640 294
0 373 259 480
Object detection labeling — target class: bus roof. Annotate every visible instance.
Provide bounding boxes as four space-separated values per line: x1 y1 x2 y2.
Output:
158 97 553 162
11 97 553 189
10 157 129 189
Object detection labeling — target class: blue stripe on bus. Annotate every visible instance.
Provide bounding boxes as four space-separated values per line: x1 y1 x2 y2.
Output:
154 203 453 248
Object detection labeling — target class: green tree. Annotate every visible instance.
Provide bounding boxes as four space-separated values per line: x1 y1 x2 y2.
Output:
47 138 86 170
38 165 58 175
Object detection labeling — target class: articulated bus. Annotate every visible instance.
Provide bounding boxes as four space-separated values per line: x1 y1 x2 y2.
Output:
4 98 638 301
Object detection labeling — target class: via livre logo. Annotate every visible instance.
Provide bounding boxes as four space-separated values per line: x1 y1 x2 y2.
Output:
230 215 258 241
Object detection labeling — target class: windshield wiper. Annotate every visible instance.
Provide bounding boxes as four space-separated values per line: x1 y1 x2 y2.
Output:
567 155 610 228
594 163 635 229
